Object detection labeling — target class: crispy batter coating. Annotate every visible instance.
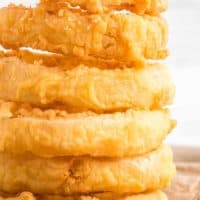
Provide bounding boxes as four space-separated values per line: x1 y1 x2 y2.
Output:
0 145 175 195
0 49 153 69
0 100 175 157
0 3 168 66
0 50 98 70
0 56 175 112
40 0 168 15
0 190 168 200
0 50 80 70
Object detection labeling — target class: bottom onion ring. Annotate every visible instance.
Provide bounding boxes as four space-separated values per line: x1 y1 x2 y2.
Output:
0 145 175 195
0 190 168 200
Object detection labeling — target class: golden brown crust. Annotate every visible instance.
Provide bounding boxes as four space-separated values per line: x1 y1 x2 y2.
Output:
40 0 168 15
0 190 168 200
0 49 161 69
0 3 168 66
0 56 175 112
0 50 115 70
0 100 175 157
0 145 175 195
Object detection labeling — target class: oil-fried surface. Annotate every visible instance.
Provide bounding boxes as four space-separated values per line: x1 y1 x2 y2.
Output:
40 0 168 15
0 49 161 69
0 100 175 157
0 3 168 66
0 190 168 200
0 56 175 112
0 50 122 70
0 145 175 195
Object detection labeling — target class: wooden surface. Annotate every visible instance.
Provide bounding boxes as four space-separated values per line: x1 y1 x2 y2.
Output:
165 147 200 200
172 146 200 162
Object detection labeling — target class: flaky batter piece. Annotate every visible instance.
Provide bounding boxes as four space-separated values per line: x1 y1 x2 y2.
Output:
40 0 168 15
0 100 175 157
0 56 175 112
0 190 168 200
0 49 148 69
0 145 175 195
0 3 168 66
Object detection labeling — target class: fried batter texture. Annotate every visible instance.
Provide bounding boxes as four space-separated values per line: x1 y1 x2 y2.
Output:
40 0 168 15
0 3 168 66
0 145 175 195
0 49 159 69
0 100 175 157
0 56 175 112
0 190 168 200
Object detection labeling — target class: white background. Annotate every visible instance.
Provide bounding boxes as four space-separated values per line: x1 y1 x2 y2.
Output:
0 0 200 147
165 0 200 147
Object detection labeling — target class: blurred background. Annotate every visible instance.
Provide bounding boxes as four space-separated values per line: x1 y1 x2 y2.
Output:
166 0 200 147
0 0 200 147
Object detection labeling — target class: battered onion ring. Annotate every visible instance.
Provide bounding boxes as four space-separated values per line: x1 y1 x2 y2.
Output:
0 100 175 157
0 145 175 195
0 3 168 66
0 190 168 200
40 0 168 15
0 49 165 69
0 56 175 112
